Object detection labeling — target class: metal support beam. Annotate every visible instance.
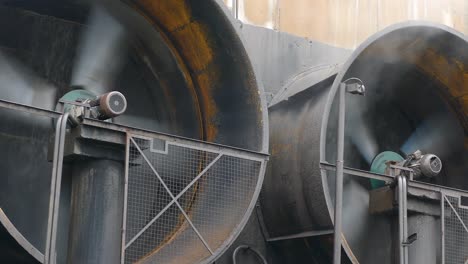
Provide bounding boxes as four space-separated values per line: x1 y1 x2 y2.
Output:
441 192 445 264
0 98 61 118
267 230 334 242
320 162 468 199
397 175 409 264
333 83 346 264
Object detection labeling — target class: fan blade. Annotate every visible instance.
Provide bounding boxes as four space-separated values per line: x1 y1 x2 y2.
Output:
0 51 56 109
401 112 464 158
347 100 379 165
342 177 370 246
349 121 379 165
71 4 127 96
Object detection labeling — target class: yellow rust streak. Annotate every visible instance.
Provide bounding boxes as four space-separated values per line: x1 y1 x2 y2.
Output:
362 40 468 147
363 40 468 118
135 0 219 141
194 71 219 141
408 48 468 139
410 48 467 98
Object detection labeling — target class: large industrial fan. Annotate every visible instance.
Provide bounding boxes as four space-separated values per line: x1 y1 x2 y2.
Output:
0 0 268 263
261 22 468 264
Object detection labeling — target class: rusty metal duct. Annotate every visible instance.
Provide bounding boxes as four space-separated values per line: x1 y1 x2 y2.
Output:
262 22 467 263
0 0 268 263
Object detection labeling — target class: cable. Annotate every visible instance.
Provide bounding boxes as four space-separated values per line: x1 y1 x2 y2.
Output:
232 245 268 264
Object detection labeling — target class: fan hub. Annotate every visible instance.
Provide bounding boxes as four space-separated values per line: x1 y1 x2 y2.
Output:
370 151 404 189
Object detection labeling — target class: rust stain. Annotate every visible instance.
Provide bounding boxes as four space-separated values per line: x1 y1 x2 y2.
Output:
136 0 191 30
137 0 215 73
270 142 292 156
411 48 467 98
459 94 468 117
134 0 219 142
364 40 468 140
170 21 214 72
408 48 468 139
135 222 191 264
194 71 219 141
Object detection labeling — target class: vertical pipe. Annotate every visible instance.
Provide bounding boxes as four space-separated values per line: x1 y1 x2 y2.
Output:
45 113 69 264
233 0 239 19
398 176 409 264
45 116 62 264
402 177 408 264
120 135 130 264
333 83 346 264
67 160 124 264
441 192 445 264
398 176 404 264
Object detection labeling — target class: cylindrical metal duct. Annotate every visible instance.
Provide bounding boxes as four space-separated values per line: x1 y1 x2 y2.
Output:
67 160 124 263
262 22 467 263
0 0 268 263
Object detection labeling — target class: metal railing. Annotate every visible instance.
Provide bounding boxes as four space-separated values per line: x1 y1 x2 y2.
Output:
442 193 468 264
321 162 468 264
0 99 269 264
121 134 267 264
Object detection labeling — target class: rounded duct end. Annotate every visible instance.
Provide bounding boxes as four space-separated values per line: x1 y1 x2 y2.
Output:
322 22 467 263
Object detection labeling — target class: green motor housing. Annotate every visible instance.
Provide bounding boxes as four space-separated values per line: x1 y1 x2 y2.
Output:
370 151 404 189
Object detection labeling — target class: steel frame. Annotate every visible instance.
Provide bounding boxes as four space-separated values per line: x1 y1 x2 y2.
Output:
321 161 468 264
120 133 268 263
440 192 468 264
0 99 269 264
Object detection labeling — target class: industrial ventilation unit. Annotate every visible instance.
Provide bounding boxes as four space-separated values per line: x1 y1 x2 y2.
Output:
0 0 268 263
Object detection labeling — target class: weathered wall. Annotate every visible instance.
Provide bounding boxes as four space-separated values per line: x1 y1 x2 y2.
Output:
224 0 467 48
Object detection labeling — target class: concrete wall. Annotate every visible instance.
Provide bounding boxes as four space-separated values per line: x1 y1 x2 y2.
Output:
224 0 468 48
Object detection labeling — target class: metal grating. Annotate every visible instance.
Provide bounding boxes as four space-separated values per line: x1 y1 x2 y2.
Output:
122 134 266 264
443 194 468 264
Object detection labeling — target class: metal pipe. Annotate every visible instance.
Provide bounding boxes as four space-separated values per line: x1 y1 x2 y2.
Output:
333 83 346 264
441 192 445 264
120 135 130 264
232 0 239 19
398 176 404 264
403 177 408 264
397 175 409 264
67 160 124 264
232 245 268 264
44 115 62 264
45 113 69 264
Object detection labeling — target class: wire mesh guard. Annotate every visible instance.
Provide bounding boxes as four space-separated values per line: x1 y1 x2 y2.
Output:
123 134 266 264
443 194 468 264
